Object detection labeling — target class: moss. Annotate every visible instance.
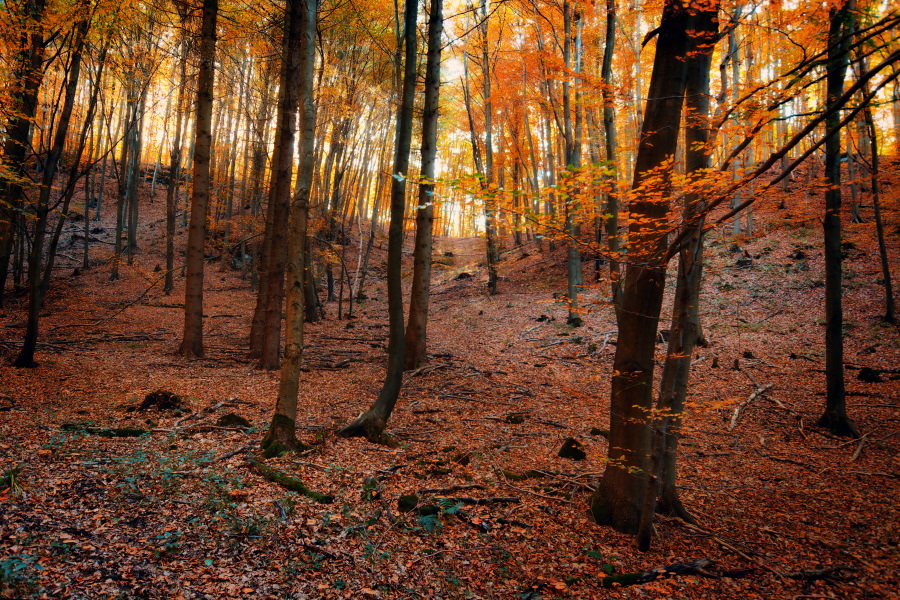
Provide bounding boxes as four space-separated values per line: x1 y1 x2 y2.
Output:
505 413 526 424
600 572 645 588
590 428 610 439
139 390 183 411
500 469 527 482
247 458 333 503
216 413 252 428
261 414 311 456
398 493 419 513
261 440 289 459
589 490 613 526
558 437 586 460
419 504 440 517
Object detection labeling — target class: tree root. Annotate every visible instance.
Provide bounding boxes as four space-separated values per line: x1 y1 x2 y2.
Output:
247 458 333 504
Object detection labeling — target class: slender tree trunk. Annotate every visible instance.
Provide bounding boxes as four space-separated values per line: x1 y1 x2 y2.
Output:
15 2 90 367
818 1 858 438
165 38 188 294
339 0 417 442
177 0 218 359
602 0 621 304
263 0 318 455
0 0 47 308
404 0 443 370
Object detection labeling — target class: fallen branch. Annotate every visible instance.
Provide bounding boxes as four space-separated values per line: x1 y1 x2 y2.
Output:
206 439 261 464
850 435 868 462
729 383 775 430
600 558 713 588
419 484 484 494
440 496 520 505
247 458 333 503
786 565 857 582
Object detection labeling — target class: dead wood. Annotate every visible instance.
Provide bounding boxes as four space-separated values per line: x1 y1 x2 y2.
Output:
247 458 333 503
786 565 857 581
729 383 776 430
418 483 485 494
599 558 713 587
850 434 867 462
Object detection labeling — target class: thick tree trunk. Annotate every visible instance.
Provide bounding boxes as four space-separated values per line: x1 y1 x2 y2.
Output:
339 0 417 442
404 0 443 370
818 1 858 438
177 0 217 360
590 0 698 534
263 0 318 455
635 7 719 549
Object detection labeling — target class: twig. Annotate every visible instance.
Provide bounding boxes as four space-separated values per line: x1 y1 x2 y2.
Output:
849 435 867 462
729 384 775 430
206 439 261 464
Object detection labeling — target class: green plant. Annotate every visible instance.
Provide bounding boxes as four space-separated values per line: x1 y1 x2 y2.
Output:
0 554 42 596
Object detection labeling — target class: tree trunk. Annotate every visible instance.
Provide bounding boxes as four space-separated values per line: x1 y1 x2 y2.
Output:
177 0 218 360
635 6 719 549
263 0 318 456
257 1 305 369
339 0 417 442
818 1 858 438
601 0 621 305
590 0 698 534
15 2 90 368
0 0 47 308
404 0 443 370
165 37 188 295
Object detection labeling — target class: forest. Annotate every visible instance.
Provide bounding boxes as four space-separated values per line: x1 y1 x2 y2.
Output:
1 0 899 597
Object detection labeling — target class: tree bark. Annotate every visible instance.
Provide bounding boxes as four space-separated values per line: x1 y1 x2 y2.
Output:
0 0 47 308
404 0 443 370
177 0 218 360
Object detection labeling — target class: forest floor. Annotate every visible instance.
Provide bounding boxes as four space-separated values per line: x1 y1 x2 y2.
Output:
1 162 900 600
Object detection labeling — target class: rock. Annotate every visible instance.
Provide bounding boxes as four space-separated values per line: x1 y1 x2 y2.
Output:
139 390 184 411
454 272 473 280
558 437 586 461
857 367 882 383
215 413 251 429
735 257 753 268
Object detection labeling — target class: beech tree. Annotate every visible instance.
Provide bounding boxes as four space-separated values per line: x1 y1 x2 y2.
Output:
404 0 443 370
590 0 716 535
177 0 217 359
339 0 417 441
262 0 318 455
